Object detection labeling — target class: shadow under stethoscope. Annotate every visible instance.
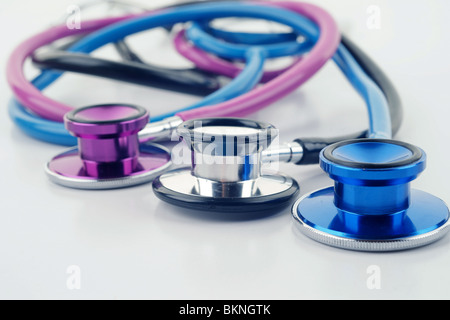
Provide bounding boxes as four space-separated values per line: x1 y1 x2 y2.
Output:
153 199 291 223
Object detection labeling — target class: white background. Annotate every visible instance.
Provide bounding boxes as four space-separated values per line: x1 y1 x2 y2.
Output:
1 0 450 299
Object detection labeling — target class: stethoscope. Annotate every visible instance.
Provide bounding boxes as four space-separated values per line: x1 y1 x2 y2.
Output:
6 1 449 251
155 2 449 251
7 1 340 186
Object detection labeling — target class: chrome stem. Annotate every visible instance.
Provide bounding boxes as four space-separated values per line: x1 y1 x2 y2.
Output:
138 116 183 142
262 141 303 164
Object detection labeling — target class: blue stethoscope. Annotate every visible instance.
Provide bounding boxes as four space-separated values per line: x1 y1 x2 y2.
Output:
7 2 449 251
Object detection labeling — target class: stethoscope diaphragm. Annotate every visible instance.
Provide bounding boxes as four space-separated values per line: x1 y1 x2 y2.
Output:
152 118 299 213
46 104 172 190
292 139 450 251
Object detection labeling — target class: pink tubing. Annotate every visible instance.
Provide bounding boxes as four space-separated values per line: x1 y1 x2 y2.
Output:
173 30 300 83
6 13 150 122
6 2 339 123
176 1 340 120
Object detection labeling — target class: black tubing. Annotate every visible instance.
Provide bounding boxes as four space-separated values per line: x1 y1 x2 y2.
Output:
32 50 222 96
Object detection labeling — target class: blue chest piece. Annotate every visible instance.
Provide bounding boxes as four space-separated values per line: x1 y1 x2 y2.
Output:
292 139 450 251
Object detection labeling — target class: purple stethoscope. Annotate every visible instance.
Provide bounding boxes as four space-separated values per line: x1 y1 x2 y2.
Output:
7 1 449 251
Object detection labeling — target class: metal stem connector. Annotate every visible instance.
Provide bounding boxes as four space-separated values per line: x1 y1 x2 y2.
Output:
138 116 184 142
262 141 303 164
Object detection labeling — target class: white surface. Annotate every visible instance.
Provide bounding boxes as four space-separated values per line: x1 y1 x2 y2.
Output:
1 0 450 300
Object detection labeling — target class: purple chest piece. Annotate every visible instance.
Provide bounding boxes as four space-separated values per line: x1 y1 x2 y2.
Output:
46 104 172 189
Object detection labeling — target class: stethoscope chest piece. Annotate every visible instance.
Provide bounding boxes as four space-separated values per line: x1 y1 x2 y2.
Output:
46 104 172 189
292 139 450 251
152 118 299 213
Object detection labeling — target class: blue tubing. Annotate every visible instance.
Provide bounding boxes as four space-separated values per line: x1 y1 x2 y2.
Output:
9 2 321 145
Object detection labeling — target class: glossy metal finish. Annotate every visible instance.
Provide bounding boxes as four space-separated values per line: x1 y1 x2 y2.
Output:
138 116 183 142
47 104 172 189
292 188 450 251
153 168 298 212
179 118 277 182
262 141 303 164
292 139 450 251
46 143 172 189
153 118 299 212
